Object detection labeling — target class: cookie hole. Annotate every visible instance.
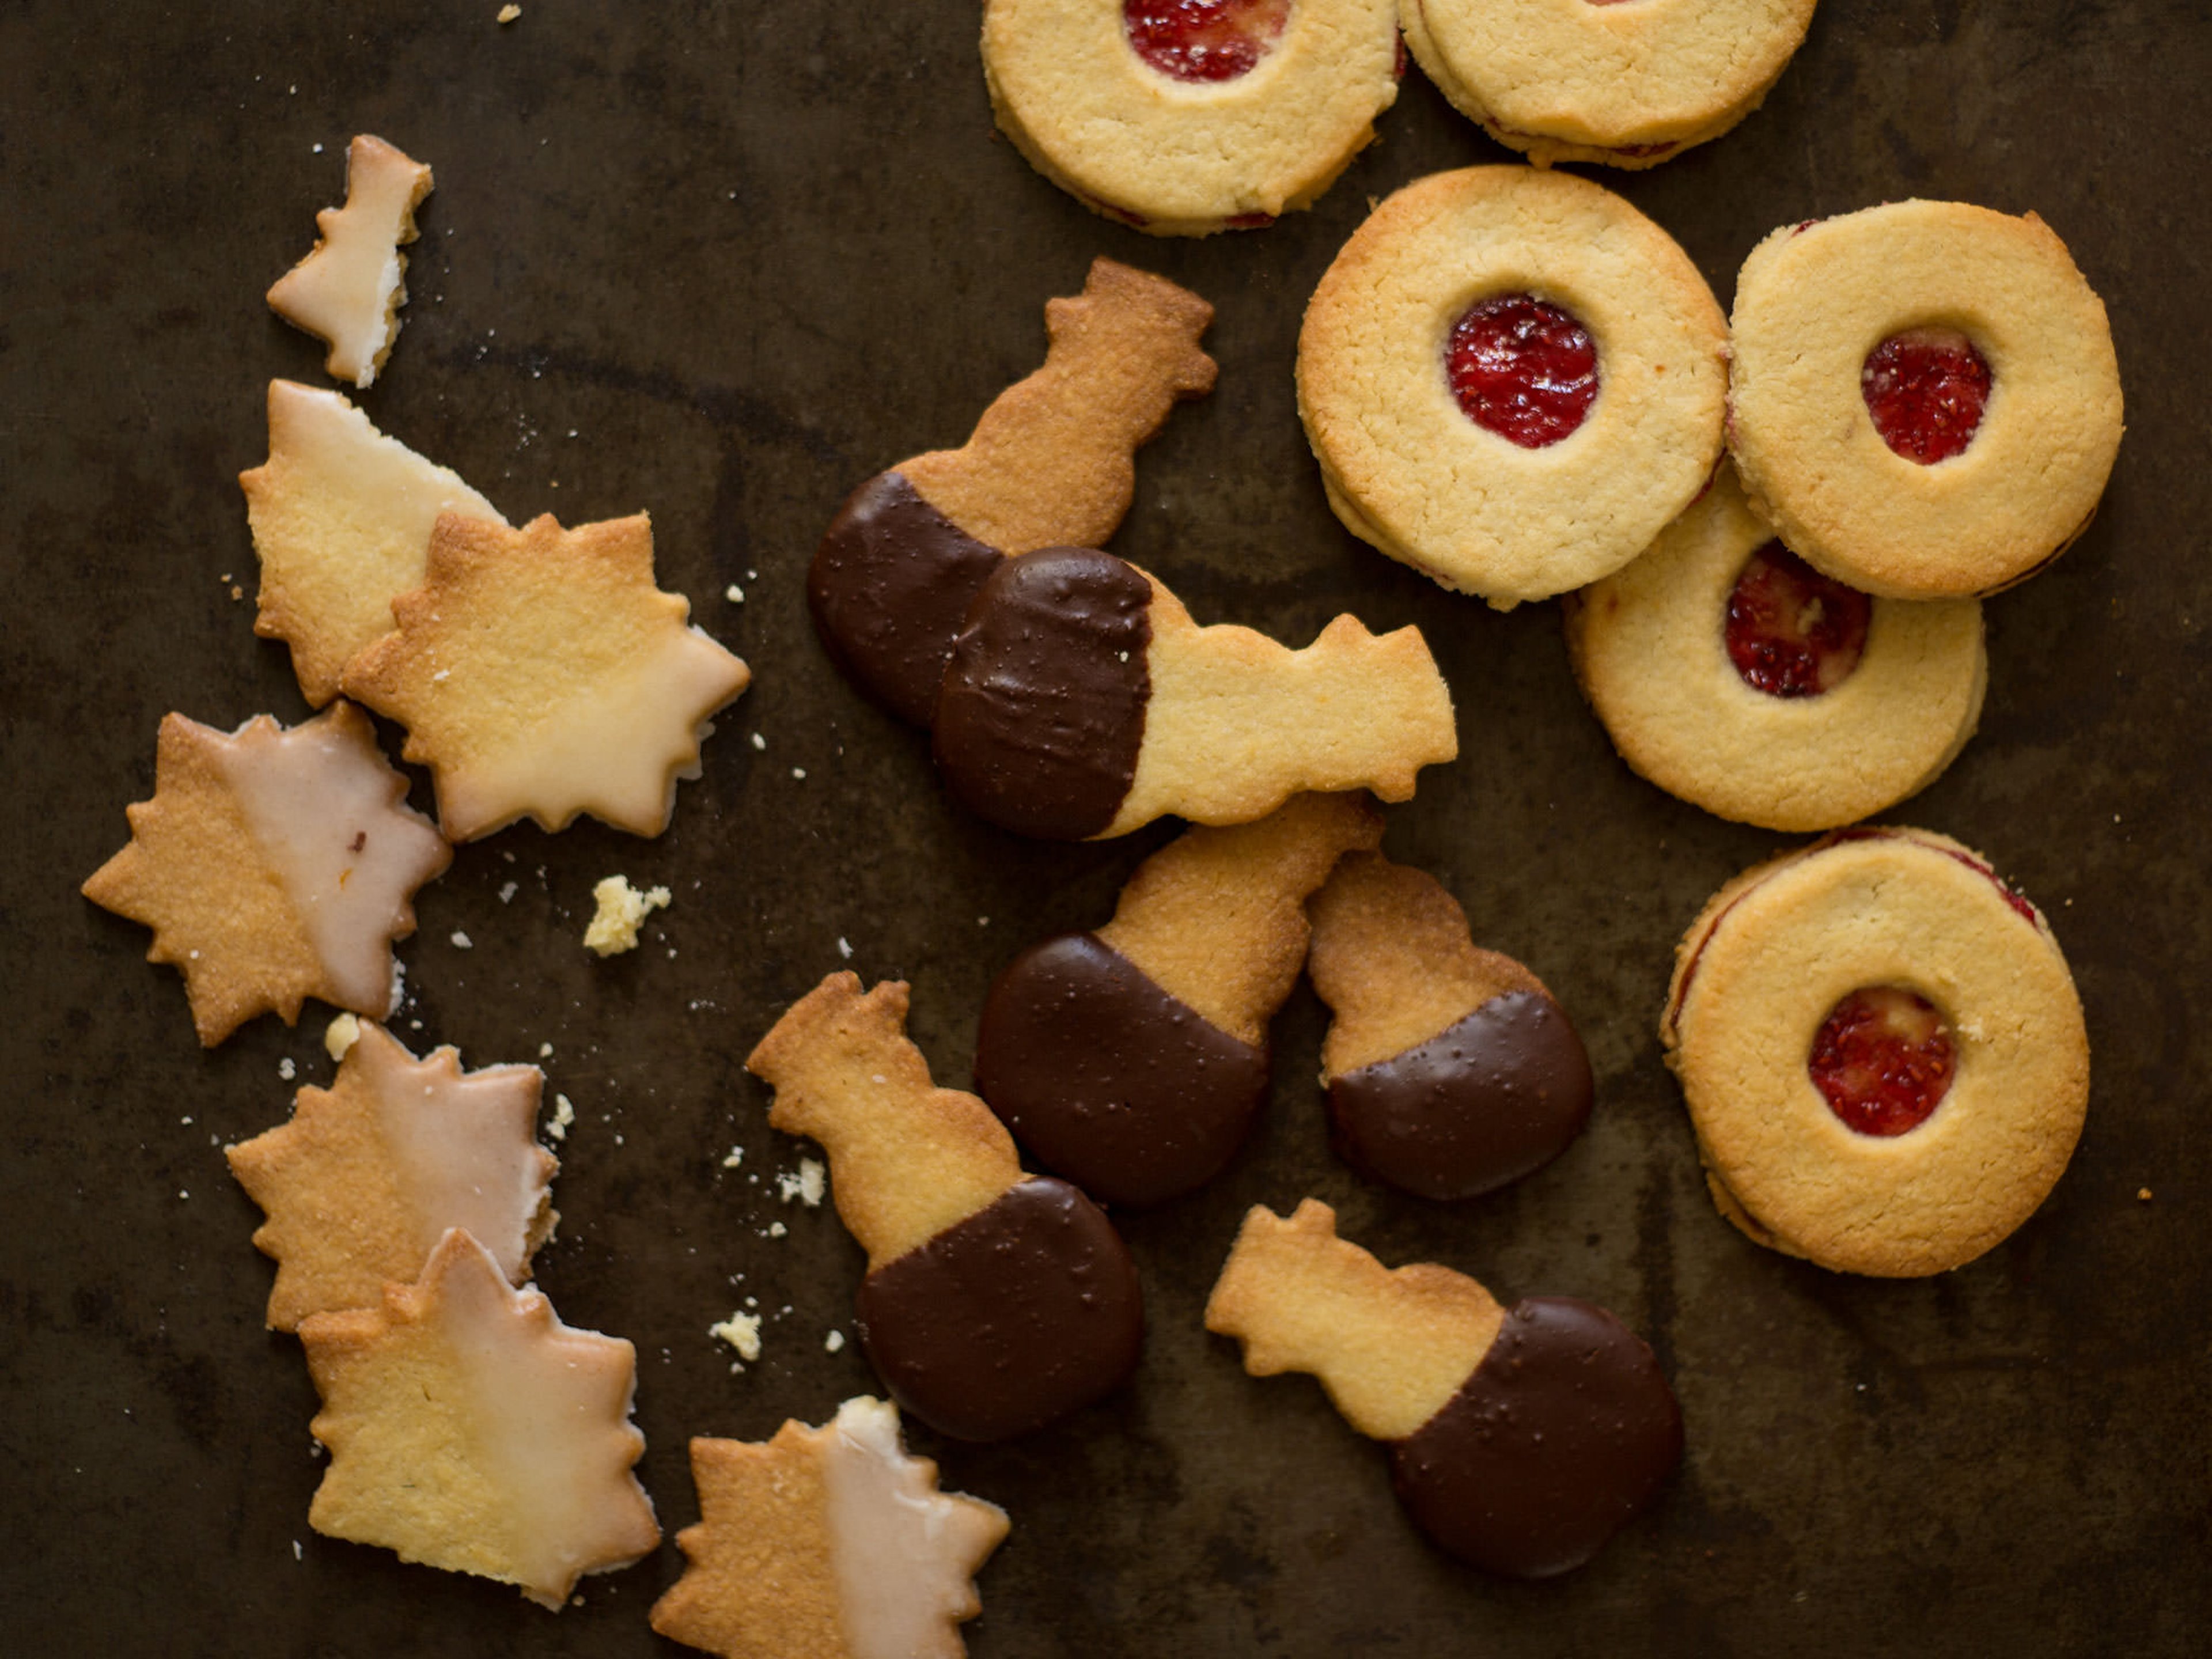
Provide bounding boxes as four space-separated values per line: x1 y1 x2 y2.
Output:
1808 986 1955 1137
1124 0 1291 84
1723 540 1871 698
1446 294 1599 449
1861 327 1991 465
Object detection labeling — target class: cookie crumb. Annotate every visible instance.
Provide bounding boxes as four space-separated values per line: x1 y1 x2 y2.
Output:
777 1157 827 1207
278 1056 297 1081
450 930 472 949
498 4 521 21
584 874 672 956
2137 1187 2153 1202
751 732 766 751
539 1041 553 1058
499 880 518 903
836 936 853 960
721 1146 744 1169
547 1092 575 1142
725 584 744 604
768 1221 787 1238
824 1329 846 1353
710 1310 762 1363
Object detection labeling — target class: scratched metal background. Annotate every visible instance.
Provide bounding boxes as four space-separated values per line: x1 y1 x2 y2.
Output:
3 1 2207 1653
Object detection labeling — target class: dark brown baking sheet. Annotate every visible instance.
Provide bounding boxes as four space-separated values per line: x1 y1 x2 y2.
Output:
5 1 2208 1653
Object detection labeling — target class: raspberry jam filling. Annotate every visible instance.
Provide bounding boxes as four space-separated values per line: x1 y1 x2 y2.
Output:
1861 328 1992 465
1446 294 1599 449
1808 986 1956 1137
1124 0 1291 83
1724 540 1872 698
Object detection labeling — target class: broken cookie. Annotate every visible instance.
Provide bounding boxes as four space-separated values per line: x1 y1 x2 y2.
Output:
266 134 433 389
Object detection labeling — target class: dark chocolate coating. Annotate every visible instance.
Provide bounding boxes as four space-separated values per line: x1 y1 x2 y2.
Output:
854 1175 1145 1442
975 931 1270 1207
1390 1297 1683 1578
1330 990 1594 1200
808 469 1005 726
933 545 1151 840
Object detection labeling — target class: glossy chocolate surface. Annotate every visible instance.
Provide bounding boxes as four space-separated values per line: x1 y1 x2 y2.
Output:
975 931 1269 1206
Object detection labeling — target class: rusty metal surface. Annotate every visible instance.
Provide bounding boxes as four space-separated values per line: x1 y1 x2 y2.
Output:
3 1 2207 1653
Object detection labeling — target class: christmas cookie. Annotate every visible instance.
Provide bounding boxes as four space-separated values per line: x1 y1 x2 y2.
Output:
1206 1199 1680 1577
983 0 1403 236
651 1396 1008 1659
975 792 1382 1205
747 972 1145 1441
933 546 1457 839
1401 0 1817 171
1726 201 2124 598
812 259 1215 726
1298 166 1728 607
266 134 433 389
1564 462 1986 831
1661 828 2090 1276
1306 853 1593 1199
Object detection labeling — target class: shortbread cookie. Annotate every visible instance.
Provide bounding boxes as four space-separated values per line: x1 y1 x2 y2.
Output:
81 703 450 1045
933 547 1456 839
747 973 1145 1441
227 1024 556 1330
242 380 507 706
984 0 1402 236
298 1228 660 1607
342 512 751 840
1306 853 1592 1199
1564 462 1986 831
1661 828 2090 1276
1206 1200 1680 1576
812 259 1215 725
1299 166 1728 606
650 1396 1008 1659
1727 201 2124 598
266 134 433 389
1402 0 1817 171
975 793 1382 1205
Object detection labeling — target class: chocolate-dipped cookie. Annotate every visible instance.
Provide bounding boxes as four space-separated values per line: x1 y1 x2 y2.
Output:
1206 1199 1680 1577
810 259 1215 725
933 546 1457 840
747 972 1145 1441
976 792 1383 1206
1306 853 1593 1199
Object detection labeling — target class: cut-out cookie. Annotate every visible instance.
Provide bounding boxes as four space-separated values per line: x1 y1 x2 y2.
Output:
1306 853 1593 1199
975 792 1381 1204
241 380 507 707
227 1023 556 1331
812 259 1216 725
266 134 433 389
298 1228 660 1607
650 1396 1009 1659
1206 1199 1680 1577
747 973 1144 1441
342 512 752 840
934 547 1457 839
81 703 450 1046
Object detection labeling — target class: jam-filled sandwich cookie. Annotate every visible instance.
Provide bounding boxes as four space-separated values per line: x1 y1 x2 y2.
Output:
1662 828 2089 1277
1206 1200 1680 1577
934 546 1457 839
1727 201 2124 599
1298 166 1728 607
813 259 1215 726
1306 853 1593 1199
1401 0 1817 171
976 792 1382 1206
1565 461 1986 832
748 972 1145 1441
984 0 1402 236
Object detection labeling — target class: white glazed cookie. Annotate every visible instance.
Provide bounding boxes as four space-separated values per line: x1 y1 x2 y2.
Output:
1727 200 2124 599
984 0 1403 236
1298 166 1728 607
1400 0 1817 170
1565 463 1986 831
1661 828 2089 1277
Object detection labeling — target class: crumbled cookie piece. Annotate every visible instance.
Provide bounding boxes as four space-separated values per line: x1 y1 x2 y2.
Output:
266 135 433 388
584 874 672 956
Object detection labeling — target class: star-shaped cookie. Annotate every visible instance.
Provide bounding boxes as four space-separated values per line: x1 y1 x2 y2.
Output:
266 134 433 389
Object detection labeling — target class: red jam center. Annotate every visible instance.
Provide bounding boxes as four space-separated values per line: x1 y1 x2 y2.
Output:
1446 294 1599 449
1861 328 1992 465
1808 986 1956 1137
1724 540 1872 698
1124 0 1291 83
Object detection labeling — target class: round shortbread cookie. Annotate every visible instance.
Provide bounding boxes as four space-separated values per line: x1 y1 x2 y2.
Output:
1400 0 1817 171
1565 463 1986 831
1727 201 2124 599
983 0 1403 237
1660 829 2089 1278
1298 166 1728 607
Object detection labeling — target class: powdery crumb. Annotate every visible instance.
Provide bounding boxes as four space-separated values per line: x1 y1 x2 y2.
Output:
725 584 744 604
278 1056 297 1082
721 1145 745 1169
499 881 518 903
547 1092 576 1142
824 1330 846 1353
539 1041 553 1058
450 930 473 949
777 1157 827 1207
768 1221 787 1238
710 1310 762 1363
584 874 672 956
836 936 853 960
750 732 766 751
323 1012 362 1061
